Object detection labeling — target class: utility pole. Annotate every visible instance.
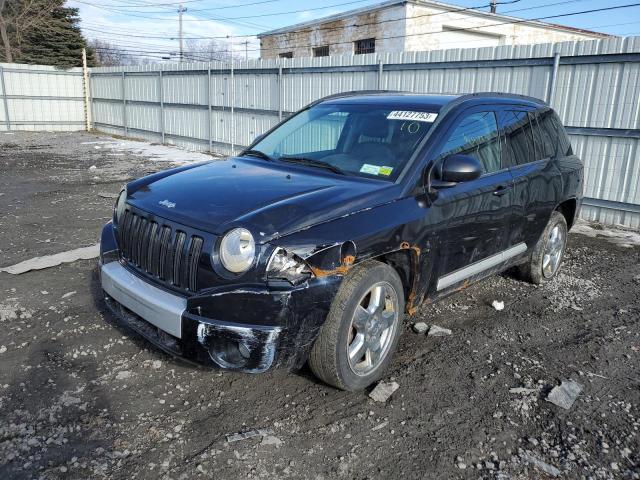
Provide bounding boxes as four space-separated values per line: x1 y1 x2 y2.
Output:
490 0 497 13
178 3 187 62
244 40 248 61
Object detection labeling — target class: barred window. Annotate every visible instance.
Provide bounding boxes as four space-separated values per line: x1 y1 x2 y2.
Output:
313 46 329 57
354 38 375 55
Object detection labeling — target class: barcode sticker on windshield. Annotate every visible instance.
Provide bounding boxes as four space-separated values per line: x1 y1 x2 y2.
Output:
387 111 438 123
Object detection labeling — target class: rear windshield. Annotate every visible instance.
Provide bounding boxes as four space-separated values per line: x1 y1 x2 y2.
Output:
252 104 439 180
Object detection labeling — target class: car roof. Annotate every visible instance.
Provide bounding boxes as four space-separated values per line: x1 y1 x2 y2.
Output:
317 91 546 111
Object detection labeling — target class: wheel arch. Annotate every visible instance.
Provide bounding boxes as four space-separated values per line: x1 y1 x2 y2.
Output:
555 197 578 230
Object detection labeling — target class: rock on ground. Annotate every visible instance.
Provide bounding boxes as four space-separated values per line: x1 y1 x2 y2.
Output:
369 381 400 402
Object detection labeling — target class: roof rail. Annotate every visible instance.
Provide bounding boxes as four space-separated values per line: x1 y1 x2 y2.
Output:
311 90 405 105
455 91 548 106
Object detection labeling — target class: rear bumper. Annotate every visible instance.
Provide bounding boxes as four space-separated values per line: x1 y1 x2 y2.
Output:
99 223 341 372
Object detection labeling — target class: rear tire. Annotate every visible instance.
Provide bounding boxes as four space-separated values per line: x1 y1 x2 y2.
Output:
309 261 404 391
519 210 568 284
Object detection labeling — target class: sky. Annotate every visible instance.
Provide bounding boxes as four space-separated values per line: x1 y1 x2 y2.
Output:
67 0 640 62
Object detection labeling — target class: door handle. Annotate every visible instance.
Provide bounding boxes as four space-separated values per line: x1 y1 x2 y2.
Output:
493 185 511 196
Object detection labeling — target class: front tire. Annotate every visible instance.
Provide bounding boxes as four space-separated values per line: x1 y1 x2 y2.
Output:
309 261 405 391
519 210 568 284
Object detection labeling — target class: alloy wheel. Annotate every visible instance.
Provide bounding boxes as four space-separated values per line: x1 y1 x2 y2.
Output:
347 282 399 376
542 224 565 278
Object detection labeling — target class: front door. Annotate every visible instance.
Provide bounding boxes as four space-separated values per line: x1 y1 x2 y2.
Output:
428 107 519 292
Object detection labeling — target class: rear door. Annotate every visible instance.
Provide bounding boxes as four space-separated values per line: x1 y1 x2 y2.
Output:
499 105 566 248
429 106 519 292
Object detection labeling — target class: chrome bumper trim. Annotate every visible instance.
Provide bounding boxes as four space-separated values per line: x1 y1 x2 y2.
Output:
101 262 186 338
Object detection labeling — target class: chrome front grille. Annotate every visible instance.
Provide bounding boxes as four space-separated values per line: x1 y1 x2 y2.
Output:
118 208 204 292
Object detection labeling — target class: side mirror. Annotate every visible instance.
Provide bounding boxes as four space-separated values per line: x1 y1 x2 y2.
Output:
432 154 482 188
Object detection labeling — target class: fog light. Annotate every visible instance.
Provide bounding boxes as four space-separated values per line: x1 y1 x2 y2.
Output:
207 338 251 368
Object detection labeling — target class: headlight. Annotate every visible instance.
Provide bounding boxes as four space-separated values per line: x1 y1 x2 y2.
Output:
219 228 255 273
113 188 127 225
266 247 312 284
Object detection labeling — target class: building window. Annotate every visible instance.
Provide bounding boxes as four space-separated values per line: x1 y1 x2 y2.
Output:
313 46 329 57
278 52 293 58
354 38 375 55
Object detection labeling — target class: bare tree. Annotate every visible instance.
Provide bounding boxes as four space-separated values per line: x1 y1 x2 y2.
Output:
0 0 11 62
90 39 128 67
183 39 238 63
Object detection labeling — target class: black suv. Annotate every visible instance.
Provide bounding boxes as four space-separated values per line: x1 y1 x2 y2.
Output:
99 92 583 391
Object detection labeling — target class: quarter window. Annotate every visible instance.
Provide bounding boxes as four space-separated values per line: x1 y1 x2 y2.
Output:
437 111 502 174
529 108 557 160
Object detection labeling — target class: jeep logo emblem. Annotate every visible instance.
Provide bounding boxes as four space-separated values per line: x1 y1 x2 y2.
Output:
158 199 176 208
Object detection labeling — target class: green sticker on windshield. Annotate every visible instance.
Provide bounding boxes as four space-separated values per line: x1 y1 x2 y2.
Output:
360 164 380 175
379 166 393 176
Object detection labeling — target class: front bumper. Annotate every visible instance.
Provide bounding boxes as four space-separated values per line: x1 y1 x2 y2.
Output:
100 223 341 373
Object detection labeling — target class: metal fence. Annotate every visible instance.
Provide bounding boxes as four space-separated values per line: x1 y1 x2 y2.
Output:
0 63 85 131
89 36 640 229
2 37 638 229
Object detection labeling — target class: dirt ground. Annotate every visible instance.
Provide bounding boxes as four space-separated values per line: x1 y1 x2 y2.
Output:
0 132 639 480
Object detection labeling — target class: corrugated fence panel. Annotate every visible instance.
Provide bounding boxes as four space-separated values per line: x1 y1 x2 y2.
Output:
0 63 84 131
89 36 640 228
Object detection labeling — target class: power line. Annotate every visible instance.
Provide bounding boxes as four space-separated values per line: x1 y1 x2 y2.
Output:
73 0 375 21
77 0 583 41
83 0 285 13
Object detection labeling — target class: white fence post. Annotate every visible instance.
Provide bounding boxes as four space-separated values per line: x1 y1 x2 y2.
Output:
207 67 212 152
0 66 10 131
278 64 283 121
547 52 561 105
122 71 127 136
82 49 91 131
230 61 235 155
159 68 165 143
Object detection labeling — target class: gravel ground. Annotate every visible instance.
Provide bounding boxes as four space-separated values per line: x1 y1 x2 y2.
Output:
0 131 638 480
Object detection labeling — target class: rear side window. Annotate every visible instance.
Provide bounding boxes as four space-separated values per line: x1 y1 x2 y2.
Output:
437 111 502 174
502 111 535 166
550 112 573 157
530 107 560 160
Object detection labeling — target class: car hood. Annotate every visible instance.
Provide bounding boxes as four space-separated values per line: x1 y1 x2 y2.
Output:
126 157 397 242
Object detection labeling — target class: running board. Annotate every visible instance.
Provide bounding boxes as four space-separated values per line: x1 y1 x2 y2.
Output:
436 243 527 291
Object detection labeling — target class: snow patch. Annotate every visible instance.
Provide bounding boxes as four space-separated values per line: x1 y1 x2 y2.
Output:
571 220 640 248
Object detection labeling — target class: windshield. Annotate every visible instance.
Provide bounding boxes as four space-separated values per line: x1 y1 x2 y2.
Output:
250 103 438 181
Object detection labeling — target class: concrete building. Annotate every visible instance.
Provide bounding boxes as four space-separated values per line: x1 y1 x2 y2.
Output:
258 0 610 59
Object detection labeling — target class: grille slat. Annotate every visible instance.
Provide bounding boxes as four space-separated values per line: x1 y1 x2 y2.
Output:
117 210 202 292
129 215 140 265
187 237 203 292
136 217 149 268
158 226 171 280
146 222 158 274
172 232 187 288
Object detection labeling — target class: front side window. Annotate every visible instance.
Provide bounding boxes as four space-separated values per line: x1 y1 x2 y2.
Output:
435 111 502 174
251 104 437 181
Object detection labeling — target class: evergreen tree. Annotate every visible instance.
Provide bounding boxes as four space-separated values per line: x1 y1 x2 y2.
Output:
0 0 95 68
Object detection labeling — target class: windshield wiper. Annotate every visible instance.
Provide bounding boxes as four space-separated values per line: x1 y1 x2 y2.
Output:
241 149 273 161
278 156 346 175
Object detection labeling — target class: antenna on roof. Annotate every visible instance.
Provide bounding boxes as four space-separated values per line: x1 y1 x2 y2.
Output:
490 0 497 13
